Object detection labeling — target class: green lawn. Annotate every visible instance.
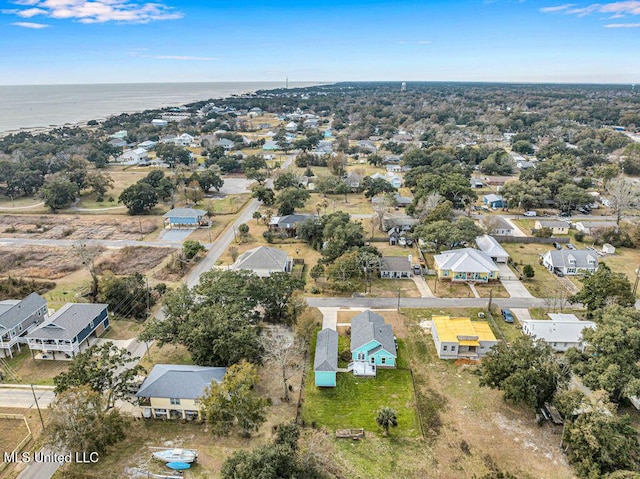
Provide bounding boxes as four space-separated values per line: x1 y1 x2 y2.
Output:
302 342 420 438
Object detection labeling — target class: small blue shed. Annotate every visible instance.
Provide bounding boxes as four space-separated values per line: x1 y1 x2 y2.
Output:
483 194 504 208
314 328 338 387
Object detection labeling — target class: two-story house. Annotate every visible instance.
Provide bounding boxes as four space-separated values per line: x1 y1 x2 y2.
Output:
26 303 110 360
349 310 397 377
136 364 227 420
0 293 48 358
542 250 598 276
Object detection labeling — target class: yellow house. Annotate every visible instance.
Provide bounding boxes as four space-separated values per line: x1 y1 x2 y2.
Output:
534 220 569 235
136 364 226 420
431 316 498 359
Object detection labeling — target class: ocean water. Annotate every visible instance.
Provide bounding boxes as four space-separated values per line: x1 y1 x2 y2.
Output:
0 81 318 134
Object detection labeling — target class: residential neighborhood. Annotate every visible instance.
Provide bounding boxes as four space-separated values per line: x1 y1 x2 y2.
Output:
1 81 640 479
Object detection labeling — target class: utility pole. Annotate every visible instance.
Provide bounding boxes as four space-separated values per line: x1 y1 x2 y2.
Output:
488 288 493 312
146 276 150 314
30 384 45 431
633 266 640 296
397 288 401 313
138 217 143 241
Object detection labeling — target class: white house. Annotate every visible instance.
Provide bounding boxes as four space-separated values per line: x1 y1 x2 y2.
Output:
475 235 509 263
521 314 596 352
151 119 168 127
119 147 148 164
231 246 292 277
575 221 618 235
174 133 195 147
542 250 598 276
482 217 514 236
433 248 500 283
534 220 569 235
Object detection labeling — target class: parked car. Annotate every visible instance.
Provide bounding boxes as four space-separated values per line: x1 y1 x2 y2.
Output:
553 242 563 250
577 207 590 215
523 211 537 217
398 236 407 247
566 243 576 250
559 211 571 217
501 309 514 323
413 264 422 275
554 269 565 277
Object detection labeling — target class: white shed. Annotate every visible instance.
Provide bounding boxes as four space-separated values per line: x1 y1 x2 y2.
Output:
602 243 616 255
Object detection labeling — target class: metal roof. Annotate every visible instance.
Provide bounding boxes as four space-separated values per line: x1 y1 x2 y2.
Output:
434 248 499 274
521 317 596 344
233 246 289 275
136 364 227 400
163 208 207 219
475 235 509 259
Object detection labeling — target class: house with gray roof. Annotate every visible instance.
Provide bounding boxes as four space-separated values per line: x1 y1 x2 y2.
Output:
268 214 316 237
534 220 569 235
314 329 338 387
433 248 499 283
349 311 396 377
26 303 109 360
380 256 412 279
0 293 48 358
231 246 292 277
163 208 207 229
575 221 618 235
521 313 596 352
542 249 598 276
136 364 226 420
482 216 514 236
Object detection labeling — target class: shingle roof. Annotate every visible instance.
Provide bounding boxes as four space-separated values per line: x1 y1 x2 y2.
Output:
350 310 396 357
163 208 207 219
488 217 513 231
537 220 568 229
433 248 499 274
381 256 412 273
475 235 509 259
0 293 47 333
233 246 288 274
269 214 315 227
314 329 338 372
544 250 598 270
136 364 226 400
26 303 107 340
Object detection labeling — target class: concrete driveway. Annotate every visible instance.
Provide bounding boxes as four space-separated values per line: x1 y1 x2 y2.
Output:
158 228 194 242
502 217 527 237
498 263 535 298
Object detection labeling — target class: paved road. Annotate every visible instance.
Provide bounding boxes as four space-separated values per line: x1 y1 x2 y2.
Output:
306 296 549 309
0 387 54 408
0 237 193 249
16 447 60 479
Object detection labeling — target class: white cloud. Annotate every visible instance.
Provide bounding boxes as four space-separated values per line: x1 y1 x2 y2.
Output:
4 0 183 24
539 4 576 13
13 20 48 27
542 1 640 18
605 21 640 25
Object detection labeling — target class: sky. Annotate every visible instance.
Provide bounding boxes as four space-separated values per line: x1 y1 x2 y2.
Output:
1 0 639 85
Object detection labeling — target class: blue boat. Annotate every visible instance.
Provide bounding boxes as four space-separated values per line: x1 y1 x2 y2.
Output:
166 462 191 471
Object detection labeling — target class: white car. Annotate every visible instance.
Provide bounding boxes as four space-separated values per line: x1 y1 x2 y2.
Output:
523 211 537 217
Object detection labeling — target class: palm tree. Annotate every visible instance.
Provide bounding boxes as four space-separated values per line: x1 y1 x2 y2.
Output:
376 407 398 435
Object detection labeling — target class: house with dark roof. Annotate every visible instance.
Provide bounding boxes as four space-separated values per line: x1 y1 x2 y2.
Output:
268 214 316 237
314 328 338 387
0 293 48 358
136 364 227 420
231 246 292 277
349 311 396 377
380 256 412 279
163 208 207 229
26 303 109 360
542 250 598 276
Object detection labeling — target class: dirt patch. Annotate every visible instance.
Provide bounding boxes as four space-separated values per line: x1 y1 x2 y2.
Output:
0 214 158 240
0 416 29 455
96 247 176 276
0 246 85 279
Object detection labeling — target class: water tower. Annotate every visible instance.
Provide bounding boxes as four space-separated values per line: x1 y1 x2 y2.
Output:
401 82 407 92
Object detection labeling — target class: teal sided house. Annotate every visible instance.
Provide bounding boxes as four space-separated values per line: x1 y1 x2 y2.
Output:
314 328 338 387
349 311 397 377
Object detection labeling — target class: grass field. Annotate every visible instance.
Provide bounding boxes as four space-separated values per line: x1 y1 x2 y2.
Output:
301 340 421 438
2 348 69 385
502 243 569 297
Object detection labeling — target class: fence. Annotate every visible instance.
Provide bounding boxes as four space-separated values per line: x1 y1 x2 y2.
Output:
0 413 32 472
494 236 569 244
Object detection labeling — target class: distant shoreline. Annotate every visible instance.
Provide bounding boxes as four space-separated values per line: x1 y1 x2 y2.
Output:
0 81 321 135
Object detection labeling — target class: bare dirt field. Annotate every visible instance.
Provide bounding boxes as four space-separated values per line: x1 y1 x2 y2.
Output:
0 214 158 240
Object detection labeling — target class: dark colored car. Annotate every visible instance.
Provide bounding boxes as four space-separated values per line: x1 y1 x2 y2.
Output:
413 264 422 275
553 242 562 250
501 309 514 323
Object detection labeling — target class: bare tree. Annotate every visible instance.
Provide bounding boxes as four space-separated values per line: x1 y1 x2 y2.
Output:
72 242 103 301
606 177 639 225
261 325 303 402
413 192 443 221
